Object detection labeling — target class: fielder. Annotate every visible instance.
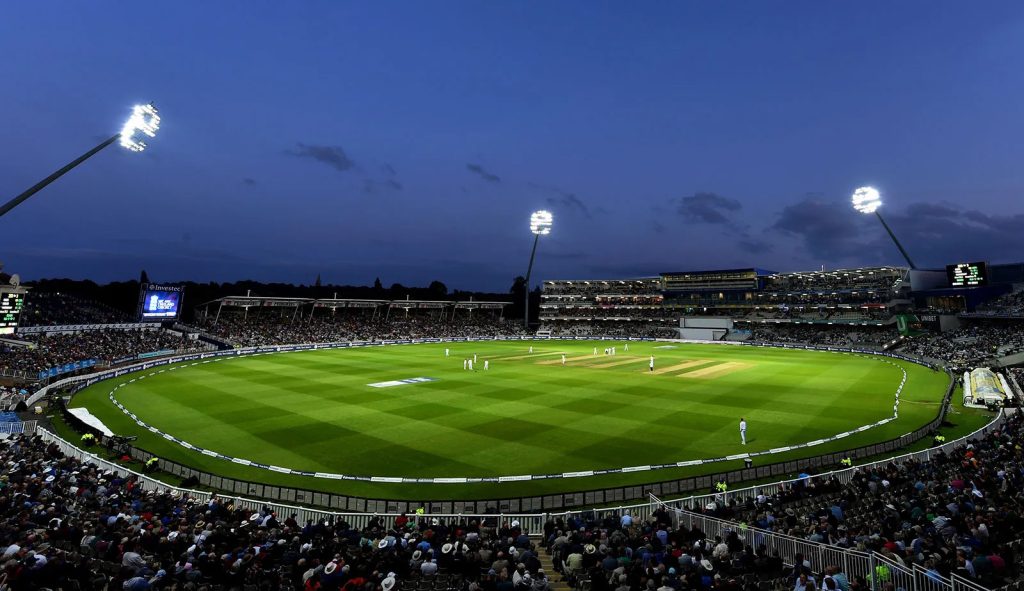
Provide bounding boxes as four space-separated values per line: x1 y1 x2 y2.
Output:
463 359 468 370
649 355 654 372
561 354 566 365
529 346 533 353
468 359 474 371
445 348 450 357
484 360 489 370
740 417 747 445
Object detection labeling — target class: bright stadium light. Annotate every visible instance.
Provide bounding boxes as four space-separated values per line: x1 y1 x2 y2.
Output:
523 210 554 330
851 186 882 214
0 103 161 218
119 103 161 152
530 209 553 235
850 186 916 269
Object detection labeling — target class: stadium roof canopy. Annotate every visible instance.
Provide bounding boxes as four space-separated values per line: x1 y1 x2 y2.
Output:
659 267 776 276
543 278 661 284
764 266 907 279
199 296 510 309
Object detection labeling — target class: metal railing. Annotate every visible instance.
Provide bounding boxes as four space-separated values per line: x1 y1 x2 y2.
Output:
0 421 35 436
650 493 994 591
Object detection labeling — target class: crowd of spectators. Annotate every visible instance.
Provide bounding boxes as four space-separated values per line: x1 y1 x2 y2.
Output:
682 410 1024 590
0 431 553 590
540 322 675 339
0 329 205 377
973 291 1024 318
895 321 1024 368
1010 368 1024 391
743 325 897 348
197 313 529 348
539 404 1024 591
542 507 795 591
19 293 132 327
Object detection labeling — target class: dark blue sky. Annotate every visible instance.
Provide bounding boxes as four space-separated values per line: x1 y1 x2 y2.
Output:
2 2 1023 291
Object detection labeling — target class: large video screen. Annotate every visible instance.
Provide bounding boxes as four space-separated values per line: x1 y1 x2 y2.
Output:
946 262 988 287
139 285 183 320
0 292 25 335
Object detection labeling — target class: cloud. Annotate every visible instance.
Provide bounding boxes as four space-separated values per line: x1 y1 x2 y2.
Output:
675 192 743 225
362 163 403 194
768 194 1024 266
466 163 500 183
770 195 871 259
737 238 774 254
242 178 257 186
880 203 1024 264
287 143 356 172
538 189 590 219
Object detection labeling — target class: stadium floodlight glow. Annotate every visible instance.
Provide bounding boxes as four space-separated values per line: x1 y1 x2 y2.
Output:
119 103 161 152
523 210 554 330
850 185 917 269
0 102 161 219
530 209 553 235
851 186 882 214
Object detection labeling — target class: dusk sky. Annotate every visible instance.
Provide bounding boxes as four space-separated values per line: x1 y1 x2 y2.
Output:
2 2 1024 291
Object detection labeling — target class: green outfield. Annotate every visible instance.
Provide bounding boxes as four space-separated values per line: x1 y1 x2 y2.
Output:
69 340 951 500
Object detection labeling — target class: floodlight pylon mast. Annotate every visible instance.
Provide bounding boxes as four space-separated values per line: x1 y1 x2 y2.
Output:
523 233 540 331
0 134 120 219
875 211 917 269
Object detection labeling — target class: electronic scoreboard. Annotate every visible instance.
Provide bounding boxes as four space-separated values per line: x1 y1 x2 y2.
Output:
0 292 25 335
946 262 989 287
138 284 184 321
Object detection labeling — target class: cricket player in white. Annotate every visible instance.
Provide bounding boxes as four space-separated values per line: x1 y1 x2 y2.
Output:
473 354 477 363
468 359 474 371
445 348 450 357
739 418 747 445
561 354 566 365
463 359 468 370
529 346 533 353
593 347 597 355
624 343 629 351
649 355 654 372
484 360 489 370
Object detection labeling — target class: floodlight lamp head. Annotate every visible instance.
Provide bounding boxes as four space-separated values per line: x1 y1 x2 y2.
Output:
530 210 553 235
119 103 160 152
851 186 882 214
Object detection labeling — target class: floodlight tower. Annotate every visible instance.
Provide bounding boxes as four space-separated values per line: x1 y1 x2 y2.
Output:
851 186 916 269
523 210 553 330
0 104 161 218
